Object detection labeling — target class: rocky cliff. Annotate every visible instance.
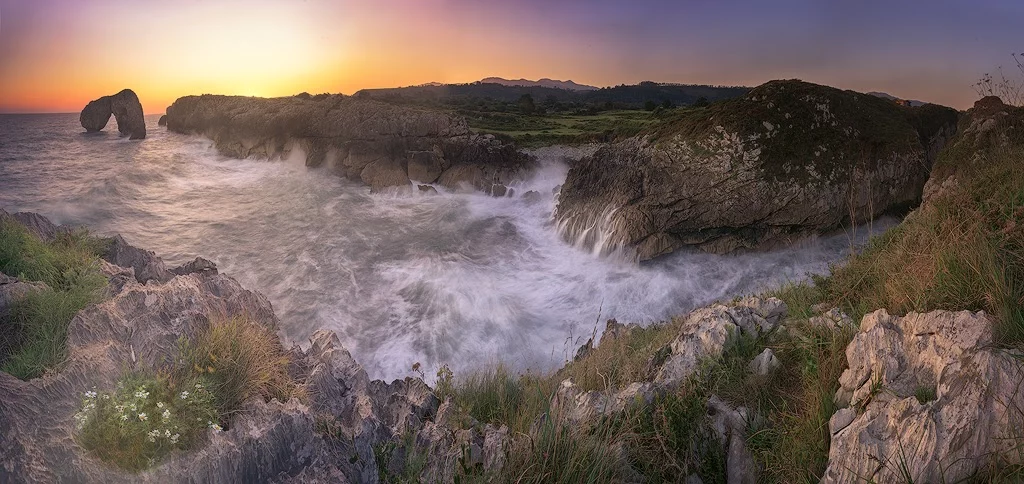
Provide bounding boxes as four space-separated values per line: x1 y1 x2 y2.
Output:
0 211 507 483
554 80 959 260
164 94 534 194
80 89 147 140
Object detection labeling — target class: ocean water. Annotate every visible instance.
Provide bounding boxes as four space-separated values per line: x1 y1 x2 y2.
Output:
0 113 892 381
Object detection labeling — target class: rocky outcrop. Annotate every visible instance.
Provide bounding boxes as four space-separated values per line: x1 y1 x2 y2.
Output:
823 310 1024 483
923 96 1023 205
164 94 534 193
554 80 959 260
0 212 508 483
655 297 785 387
80 89 147 140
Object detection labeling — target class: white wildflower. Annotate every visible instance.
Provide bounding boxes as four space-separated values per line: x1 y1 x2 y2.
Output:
134 390 149 399
164 429 171 438
162 409 171 421
180 391 190 399
147 430 159 442
170 433 180 444
208 421 223 432
84 390 97 399
156 402 165 409
120 414 128 422
138 413 148 421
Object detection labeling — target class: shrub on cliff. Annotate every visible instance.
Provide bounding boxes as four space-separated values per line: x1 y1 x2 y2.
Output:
75 316 298 471
0 221 107 379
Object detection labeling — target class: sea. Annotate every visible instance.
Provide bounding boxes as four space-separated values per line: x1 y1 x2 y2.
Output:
0 114 891 381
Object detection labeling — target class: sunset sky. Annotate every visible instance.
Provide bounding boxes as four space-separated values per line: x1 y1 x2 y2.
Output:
0 0 1021 113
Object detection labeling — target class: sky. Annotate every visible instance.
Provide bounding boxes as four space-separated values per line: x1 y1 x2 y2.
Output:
0 0 1021 113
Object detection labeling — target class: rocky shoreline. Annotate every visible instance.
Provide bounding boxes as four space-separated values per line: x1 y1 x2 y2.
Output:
2 205 1021 482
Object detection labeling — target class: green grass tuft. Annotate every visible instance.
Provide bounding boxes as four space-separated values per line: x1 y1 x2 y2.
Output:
0 220 108 379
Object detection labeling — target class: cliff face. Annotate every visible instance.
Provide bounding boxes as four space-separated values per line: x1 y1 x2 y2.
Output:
554 80 959 261
164 94 534 193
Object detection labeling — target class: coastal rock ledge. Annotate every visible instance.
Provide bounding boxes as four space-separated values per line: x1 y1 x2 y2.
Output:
80 89 147 140
163 94 534 194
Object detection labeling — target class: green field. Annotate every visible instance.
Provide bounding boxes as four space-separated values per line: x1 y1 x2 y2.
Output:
462 109 670 147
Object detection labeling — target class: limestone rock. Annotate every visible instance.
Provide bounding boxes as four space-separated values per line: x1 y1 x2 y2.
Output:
748 348 780 376
551 379 654 424
822 310 1024 483
707 395 758 484
554 80 959 260
655 300 783 387
80 89 146 140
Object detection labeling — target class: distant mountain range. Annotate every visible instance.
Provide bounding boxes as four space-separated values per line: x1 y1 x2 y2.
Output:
867 91 928 107
477 77 599 91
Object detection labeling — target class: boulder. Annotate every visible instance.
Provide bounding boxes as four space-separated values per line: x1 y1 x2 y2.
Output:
822 310 1024 483
157 115 167 126
554 80 959 260
655 298 786 388
80 89 146 140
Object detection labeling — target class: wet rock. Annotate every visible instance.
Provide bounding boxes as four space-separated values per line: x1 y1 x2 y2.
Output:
417 185 438 195
521 190 542 203
81 89 146 140
407 151 444 183
102 235 174 284
822 310 1024 483
157 115 167 126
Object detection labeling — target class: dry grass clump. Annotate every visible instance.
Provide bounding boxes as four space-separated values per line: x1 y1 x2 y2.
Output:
177 316 298 419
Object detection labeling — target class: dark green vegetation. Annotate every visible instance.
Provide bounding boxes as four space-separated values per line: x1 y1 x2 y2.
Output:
464 109 662 147
77 317 298 471
351 81 748 147
645 79 960 184
355 81 748 112
0 220 108 379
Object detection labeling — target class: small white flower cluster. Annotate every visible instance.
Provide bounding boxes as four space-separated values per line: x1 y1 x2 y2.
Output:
146 429 180 444
208 421 223 432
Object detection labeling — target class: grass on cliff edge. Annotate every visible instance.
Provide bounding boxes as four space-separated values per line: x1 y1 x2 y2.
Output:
78 316 299 472
0 220 108 379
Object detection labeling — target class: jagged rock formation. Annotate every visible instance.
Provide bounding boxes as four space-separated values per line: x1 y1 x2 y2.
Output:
0 212 508 483
163 94 533 194
922 96 1022 205
823 310 1024 483
80 89 147 140
554 80 959 260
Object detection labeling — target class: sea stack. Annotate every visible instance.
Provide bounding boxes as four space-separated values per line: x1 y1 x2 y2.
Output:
80 89 147 140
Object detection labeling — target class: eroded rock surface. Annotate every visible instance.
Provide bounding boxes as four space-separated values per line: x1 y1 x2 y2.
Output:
823 310 1024 483
555 80 959 260
80 89 147 140
0 212 507 483
164 94 534 193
